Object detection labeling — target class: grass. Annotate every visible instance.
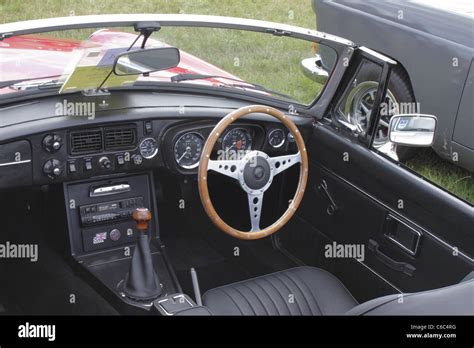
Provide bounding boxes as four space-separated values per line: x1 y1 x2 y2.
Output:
0 0 316 27
0 0 323 104
157 27 324 104
406 149 473 204
1 0 472 203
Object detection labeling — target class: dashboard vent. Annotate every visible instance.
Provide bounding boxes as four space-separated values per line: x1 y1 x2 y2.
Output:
104 126 137 150
70 130 103 154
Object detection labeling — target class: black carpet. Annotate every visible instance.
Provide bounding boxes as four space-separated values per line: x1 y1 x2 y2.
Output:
0 241 118 315
163 235 254 297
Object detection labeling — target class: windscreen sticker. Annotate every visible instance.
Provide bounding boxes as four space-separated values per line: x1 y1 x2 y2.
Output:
59 47 138 93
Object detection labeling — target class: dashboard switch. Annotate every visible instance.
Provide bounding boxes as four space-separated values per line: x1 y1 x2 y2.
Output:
68 161 77 174
84 159 93 171
117 155 125 166
145 121 153 134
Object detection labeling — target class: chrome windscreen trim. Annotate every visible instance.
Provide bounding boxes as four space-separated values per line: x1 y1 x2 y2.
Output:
0 14 354 48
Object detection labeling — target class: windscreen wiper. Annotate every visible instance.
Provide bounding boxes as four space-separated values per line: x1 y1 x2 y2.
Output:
0 75 65 89
171 73 296 101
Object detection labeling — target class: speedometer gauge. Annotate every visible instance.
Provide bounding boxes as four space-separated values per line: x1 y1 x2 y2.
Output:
222 128 252 153
174 132 204 169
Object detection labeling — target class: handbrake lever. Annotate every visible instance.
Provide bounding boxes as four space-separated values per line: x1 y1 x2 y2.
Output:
190 268 203 306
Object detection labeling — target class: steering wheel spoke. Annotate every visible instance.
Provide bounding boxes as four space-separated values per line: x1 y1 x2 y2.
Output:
208 159 240 180
248 192 264 232
269 152 301 176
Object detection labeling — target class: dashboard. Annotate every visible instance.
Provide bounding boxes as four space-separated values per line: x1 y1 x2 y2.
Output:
0 92 309 190
0 118 297 189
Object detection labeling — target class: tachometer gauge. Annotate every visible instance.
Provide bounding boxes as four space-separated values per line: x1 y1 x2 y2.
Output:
268 129 286 148
139 138 159 159
222 128 252 153
174 132 204 169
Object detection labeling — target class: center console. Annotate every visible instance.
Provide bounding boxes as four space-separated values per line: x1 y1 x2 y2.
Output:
63 172 193 314
65 173 155 255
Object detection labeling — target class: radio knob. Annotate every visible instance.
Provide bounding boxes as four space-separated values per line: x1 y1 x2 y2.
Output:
43 159 63 179
110 229 121 241
99 156 112 170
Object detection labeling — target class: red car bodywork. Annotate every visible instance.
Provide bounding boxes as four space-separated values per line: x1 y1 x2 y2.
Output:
0 29 243 94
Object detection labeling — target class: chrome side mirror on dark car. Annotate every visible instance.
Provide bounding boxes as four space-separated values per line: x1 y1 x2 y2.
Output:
388 114 437 147
300 54 329 84
113 47 180 76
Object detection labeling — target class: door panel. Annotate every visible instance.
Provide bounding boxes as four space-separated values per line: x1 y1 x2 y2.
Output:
279 121 473 300
277 215 398 302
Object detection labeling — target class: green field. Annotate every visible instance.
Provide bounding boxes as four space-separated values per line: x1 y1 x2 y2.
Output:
1 0 472 203
407 150 473 204
0 0 316 27
1 0 323 104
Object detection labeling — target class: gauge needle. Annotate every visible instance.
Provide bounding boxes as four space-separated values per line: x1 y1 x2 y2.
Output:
178 147 191 163
224 143 236 154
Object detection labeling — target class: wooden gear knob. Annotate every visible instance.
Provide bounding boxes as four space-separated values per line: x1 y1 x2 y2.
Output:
132 207 152 231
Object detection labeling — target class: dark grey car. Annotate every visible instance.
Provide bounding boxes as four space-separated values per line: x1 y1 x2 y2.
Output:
313 0 474 172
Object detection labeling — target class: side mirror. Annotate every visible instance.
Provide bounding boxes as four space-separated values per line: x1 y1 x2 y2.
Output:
300 54 329 84
388 114 437 147
113 47 180 76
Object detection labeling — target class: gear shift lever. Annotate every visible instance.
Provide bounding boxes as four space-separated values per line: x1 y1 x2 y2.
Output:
122 207 162 300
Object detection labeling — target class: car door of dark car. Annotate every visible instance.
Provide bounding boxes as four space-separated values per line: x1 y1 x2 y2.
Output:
278 50 474 303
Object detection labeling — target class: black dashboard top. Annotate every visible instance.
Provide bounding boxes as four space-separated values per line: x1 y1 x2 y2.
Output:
0 91 311 142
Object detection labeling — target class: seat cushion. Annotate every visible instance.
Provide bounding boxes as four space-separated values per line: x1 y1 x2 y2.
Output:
346 279 474 315
202 266 358 315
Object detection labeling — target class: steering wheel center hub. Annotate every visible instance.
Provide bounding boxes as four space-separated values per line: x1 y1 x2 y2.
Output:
238 151 274 193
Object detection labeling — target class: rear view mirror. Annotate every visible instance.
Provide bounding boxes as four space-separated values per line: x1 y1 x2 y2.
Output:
113 47 180 76
389 114 437 147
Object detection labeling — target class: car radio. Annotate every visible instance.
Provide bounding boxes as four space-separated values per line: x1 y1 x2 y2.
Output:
64 173 156 255
79 197 144 227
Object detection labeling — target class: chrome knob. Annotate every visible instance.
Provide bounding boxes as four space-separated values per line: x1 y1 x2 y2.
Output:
42 134 62 153
42 159 63 179
99 156 112 169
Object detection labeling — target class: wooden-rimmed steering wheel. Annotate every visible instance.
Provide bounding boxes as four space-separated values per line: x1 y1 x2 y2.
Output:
198 105 309 240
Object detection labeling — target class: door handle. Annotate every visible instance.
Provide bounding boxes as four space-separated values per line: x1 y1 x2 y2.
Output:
316 180 339 215
368 239 416 277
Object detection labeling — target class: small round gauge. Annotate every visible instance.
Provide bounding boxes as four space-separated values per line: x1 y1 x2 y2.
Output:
174 132 204 169
268 129 286 148
139 138 158 159
222 128 252 153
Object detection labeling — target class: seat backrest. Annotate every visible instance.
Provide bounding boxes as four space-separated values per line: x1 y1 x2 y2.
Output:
346 279 474 315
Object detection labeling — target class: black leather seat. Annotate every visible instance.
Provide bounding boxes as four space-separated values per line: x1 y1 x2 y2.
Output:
202 266 474 315
202 266 358 315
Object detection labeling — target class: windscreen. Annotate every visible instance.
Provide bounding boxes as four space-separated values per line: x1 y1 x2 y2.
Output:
0 26 337 105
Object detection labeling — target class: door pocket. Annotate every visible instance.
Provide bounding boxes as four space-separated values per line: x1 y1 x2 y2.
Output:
383 214 422 256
